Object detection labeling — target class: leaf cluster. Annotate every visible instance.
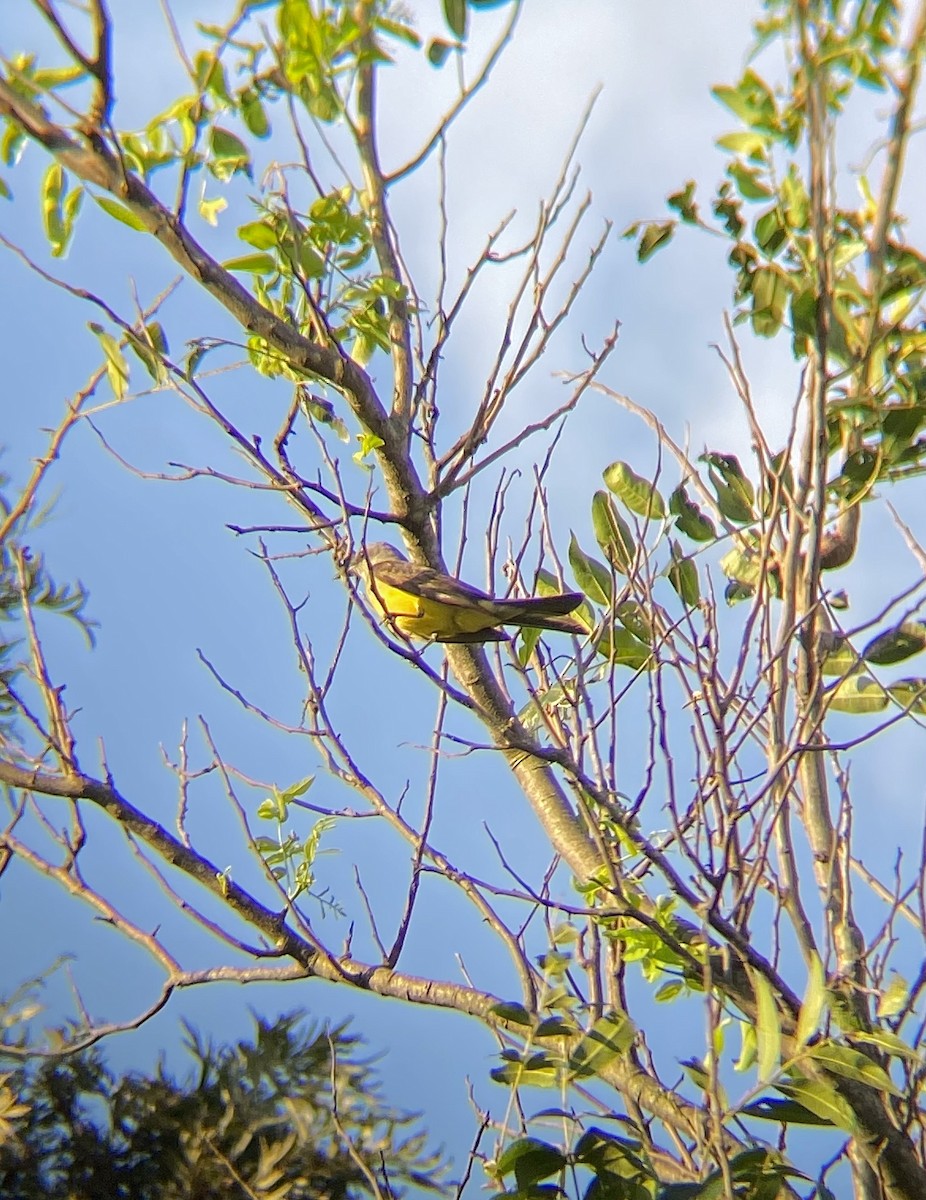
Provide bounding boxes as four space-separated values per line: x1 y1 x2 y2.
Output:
0 1012 445 1200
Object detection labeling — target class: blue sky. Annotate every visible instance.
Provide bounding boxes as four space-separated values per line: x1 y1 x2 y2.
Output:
4 0 926 1189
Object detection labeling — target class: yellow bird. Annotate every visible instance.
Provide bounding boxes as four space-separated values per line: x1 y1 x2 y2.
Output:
352 542 587 643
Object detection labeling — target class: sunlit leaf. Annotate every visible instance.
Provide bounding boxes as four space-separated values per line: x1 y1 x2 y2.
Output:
238 219 278 249
735 1021 757 1073
94 195 148 231
199 195 227 225
716 130 769 160
591 490 635 571
224 252 276 274
568 534 612 605
753 969 781 1083
602 461 666 519
875 974 909 1020
594 625 653 670
667 542 699 606
751 264 791 336
777 1077 856 1132
825 673 889 714
567 1011 635 1079
210 126 252 180
88 321 130 400
807 1043 901 1096
239 87 270 137
636 220 675 261
850 1028 920 1063
818 633 857 676
794 953 826 1051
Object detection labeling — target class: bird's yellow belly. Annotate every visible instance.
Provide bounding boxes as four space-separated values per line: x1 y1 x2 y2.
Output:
370 581 497 638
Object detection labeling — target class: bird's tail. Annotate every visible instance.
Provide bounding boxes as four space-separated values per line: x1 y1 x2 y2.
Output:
491 593 588 635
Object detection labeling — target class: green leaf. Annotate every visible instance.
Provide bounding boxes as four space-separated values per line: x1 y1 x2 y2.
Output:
194 50 230 101
719 543 762 588
594 625 653 670
568 535 612 605
299 390 350 442
752 969 781 1083
702 453 755 523
518 683 577 731
41 163 82 256
875 973 909 1020
281 775 314 803
754 207 787 255
376 16 422 49
574 1128 654 1189
679 1057 710 1091
751 265 791 337
807 1043 902 1097
591 490 635 571
442 0 467 38
794 953 826 1051
238 219 278 249
667 543 699 607
636 220 675 261
495 1138 566 1188
41 162 64 248
209 126 252 180
667 180 698 223
490 1001 534 1026
615 601 654 645
125 321 169 384
223 252 276 274
199 195 227 226
777 1077 856 1132
534 1016 576 1038
669 486 716 541
426 38 454 66
735 1021 757 1073
849 1028 920 1063
743 1096 836 1127
724 579 755 605
94 195 148 231
490 1052 558 1088
818 633 857 677
33 63 87 89
716 131 769 160
825 673 889 714
728 160 773 200
88 321 130 400
353 432 385 464
833 236 867 274
602 461 666 519
862 621 926 665
567 1011 634 1079
711 70 775 125
239 87 270 138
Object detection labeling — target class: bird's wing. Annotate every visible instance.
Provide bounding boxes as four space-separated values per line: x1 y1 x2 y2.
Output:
371 558 499 612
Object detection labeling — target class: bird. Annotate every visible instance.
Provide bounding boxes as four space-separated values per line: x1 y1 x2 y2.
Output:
351 542 587 643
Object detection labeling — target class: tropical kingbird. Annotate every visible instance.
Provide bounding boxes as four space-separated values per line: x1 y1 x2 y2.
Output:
352 542 587 643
